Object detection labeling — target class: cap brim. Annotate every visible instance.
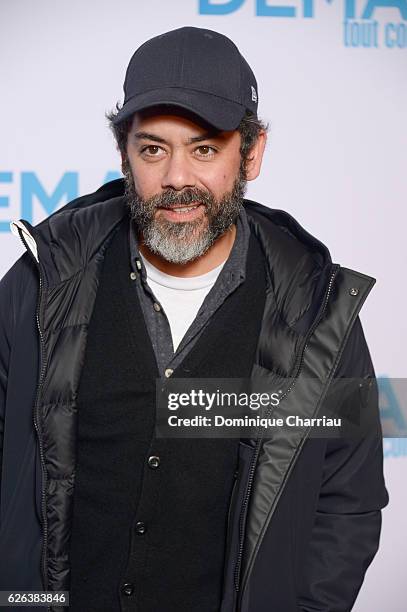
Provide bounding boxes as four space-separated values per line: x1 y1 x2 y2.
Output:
112 87 246 131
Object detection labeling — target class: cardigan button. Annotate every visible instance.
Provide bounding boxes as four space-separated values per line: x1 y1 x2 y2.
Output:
122 582 134 596
148 455 160 469
135 521 146 534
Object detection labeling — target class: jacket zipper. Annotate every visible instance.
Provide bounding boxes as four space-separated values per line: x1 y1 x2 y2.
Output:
17 228 50 610
233 263 340 596
233 437 261 592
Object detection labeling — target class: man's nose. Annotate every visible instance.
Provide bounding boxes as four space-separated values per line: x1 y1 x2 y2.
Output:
161 149 196 191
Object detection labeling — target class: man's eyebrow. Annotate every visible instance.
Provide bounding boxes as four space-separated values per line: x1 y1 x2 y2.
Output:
133 130 223 145
133 131 167 144
188 130 222 144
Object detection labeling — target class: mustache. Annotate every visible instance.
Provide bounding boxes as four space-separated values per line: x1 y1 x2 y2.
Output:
143 188 215 210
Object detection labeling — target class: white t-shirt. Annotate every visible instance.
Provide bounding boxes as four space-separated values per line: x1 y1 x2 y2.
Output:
139 253 226 352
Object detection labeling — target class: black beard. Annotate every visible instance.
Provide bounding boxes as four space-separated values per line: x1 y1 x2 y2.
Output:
122 156 247 264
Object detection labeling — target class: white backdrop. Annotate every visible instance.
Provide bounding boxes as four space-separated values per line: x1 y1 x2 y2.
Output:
1 1 406 609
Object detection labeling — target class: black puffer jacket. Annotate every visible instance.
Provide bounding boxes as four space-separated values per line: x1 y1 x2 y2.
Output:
0 179 388 612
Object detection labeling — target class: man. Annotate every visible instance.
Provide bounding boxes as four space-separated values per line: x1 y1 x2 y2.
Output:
0 26 388 612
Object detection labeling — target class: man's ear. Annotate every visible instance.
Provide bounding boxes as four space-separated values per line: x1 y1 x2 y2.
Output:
244 131 267 181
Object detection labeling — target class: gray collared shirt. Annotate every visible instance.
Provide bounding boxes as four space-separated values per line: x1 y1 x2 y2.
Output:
128 208 251 378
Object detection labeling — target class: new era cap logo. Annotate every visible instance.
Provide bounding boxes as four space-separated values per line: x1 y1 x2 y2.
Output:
251 86 258 103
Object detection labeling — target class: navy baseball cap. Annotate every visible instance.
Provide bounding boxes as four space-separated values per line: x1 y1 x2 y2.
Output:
112 26 259 131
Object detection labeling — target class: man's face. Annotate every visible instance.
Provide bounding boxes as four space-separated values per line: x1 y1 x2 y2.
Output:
123 108 247 264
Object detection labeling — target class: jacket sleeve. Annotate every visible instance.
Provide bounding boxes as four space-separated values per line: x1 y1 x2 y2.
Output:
0 254 33 499
297 316 389 612
0 264 15 484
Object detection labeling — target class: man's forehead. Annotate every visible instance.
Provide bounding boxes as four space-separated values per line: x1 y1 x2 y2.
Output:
125 105 242 152
129 105 222 134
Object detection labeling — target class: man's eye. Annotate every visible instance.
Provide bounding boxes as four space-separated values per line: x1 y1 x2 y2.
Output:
141 145 161 155
196 145 216 157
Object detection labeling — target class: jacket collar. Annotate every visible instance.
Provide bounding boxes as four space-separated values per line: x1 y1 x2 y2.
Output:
12 178 332 327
